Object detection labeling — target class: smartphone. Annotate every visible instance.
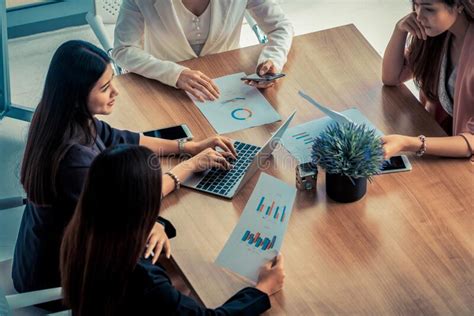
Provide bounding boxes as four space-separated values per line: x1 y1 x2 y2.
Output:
143 124 193 141
379 155 412 174
240 73 286 82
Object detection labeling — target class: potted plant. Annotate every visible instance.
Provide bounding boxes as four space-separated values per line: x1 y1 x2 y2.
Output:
312 122 384 203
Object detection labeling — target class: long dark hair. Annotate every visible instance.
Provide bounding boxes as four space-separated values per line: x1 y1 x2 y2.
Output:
21 40 111 206
60 145 162 316
408 0 474 101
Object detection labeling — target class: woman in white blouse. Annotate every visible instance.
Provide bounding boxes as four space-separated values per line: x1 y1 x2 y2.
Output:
112 0 294 101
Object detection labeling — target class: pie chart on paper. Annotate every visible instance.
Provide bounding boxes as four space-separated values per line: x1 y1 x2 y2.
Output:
188 73 281 134
231 108 253 121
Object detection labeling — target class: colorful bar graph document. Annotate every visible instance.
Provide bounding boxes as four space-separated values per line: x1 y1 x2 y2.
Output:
281 107 384 163
215 173 296 282
187 73 281 134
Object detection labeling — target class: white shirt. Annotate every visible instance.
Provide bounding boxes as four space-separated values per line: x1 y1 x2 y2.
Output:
112 0 294 87
174 0 211 56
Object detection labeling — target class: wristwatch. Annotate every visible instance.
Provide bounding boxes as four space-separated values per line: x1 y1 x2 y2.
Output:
178 138 186 155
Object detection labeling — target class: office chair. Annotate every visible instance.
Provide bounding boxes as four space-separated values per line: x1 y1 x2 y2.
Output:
244 11 268 44
48 311 71 316
0 286 63 315
0 197 26 293
85 0 122 74
85 0 119 55
86 0 268 65
0 196 26 297
0 198 67 315
0 197 26 211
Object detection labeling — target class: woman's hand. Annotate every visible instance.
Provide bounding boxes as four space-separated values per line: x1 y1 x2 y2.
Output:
244 60 278 89
381 134 420 159
381 135 407 159
177 69 220 102
256 254 285 296
145 222 171 264
396 12 427 40
187 135 237 159
187 148 234 172
382 134 422 159
161 136 238 195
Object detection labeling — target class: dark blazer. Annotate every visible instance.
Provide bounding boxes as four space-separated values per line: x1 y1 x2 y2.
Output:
122 258 271 315
12 120 140 292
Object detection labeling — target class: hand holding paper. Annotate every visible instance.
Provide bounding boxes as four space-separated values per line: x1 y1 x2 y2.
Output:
188 73 281 134
256 254 285 296
215 173 296 282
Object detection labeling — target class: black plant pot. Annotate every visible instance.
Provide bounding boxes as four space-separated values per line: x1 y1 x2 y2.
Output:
326 173 367 203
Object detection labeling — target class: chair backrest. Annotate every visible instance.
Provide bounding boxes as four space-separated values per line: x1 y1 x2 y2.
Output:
0 286 63 315
48 311 71 316
5 287 63 310
93 0 122 24
0 286 12 316
0 198 65 315
0 197 26 211
243 11 268 44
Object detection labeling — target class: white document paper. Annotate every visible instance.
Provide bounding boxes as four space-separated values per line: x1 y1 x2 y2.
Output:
281 108 384 163
215 173 296 282
188 72 281 134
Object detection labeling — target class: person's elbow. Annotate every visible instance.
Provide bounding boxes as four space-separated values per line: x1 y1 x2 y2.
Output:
381 64 405 86
110 47 119 61
382 80 401 87
110 45 129 65
284 20 295 37
381 74 401 86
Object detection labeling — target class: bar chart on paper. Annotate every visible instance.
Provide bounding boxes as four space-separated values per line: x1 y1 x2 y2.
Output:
216 173 297 282
293 131 314 144
255 197 288 224
241 230 277 251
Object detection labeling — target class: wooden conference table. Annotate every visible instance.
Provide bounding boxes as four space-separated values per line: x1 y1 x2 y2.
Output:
103 25 473 315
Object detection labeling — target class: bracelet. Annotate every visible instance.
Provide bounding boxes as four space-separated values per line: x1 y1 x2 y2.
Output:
458 134 473 156
416 135 427 157
165 171 181 191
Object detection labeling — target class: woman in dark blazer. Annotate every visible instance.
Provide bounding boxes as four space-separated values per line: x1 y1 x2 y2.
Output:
13 40 237 295
60 145 285 315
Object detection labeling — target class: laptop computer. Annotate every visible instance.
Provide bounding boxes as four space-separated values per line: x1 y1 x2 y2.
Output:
183 111 296 199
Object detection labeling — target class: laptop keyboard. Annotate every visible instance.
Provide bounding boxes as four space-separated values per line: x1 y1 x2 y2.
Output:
195 141 261 196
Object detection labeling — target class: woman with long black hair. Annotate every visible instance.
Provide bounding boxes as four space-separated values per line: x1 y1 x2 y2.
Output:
13 40 237 294
60 145 284 315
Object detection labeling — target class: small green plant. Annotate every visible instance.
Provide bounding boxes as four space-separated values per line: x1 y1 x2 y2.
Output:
312 122 384 181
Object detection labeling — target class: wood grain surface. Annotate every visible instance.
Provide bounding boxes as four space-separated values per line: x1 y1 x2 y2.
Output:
102 25 474 315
